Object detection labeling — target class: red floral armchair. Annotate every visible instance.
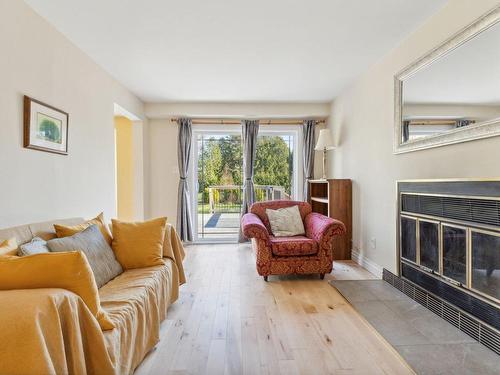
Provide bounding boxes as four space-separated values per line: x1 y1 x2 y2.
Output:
241 200 346 280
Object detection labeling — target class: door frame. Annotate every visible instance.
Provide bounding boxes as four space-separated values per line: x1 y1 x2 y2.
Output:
190 124 303 243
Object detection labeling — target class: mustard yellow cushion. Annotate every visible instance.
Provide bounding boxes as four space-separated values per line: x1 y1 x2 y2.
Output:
0 238 18 256
111 217 167 269
0 252 114 330
54 212 112 245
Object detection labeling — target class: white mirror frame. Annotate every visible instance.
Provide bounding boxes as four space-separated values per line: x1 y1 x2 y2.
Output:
394 6 500 154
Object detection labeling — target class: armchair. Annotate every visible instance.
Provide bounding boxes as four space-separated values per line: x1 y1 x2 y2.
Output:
241 200 346 280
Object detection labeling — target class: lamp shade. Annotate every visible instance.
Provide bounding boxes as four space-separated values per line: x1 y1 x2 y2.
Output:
315 129 335 151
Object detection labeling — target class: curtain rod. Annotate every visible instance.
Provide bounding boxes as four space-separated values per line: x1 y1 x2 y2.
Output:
409 120 462 126
170 118 326 125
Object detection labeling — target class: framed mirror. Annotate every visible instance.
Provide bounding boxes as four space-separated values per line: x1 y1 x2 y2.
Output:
394 6 500 153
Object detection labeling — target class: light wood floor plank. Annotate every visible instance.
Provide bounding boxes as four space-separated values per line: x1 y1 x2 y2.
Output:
205 339 226 375
135 243 414 375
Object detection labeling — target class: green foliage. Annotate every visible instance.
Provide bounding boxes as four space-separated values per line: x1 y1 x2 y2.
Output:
197 134 293 205
254 136 292 194
198 139 223 189
219 136 243 186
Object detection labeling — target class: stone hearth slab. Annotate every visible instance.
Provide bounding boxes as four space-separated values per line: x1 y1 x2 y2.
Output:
330 279 499 375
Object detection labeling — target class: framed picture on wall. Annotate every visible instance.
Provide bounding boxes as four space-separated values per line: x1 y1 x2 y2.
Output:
23 95 69 155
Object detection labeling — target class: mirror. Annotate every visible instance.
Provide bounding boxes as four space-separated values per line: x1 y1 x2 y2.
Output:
394 6 500 153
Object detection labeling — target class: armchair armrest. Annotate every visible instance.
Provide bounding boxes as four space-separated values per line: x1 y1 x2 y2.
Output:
305 212 346 243
241 213 270 240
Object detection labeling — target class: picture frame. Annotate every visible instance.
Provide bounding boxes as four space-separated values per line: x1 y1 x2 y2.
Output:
23 95 69 155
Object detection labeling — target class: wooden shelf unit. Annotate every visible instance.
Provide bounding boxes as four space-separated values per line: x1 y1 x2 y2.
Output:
308 179 352 260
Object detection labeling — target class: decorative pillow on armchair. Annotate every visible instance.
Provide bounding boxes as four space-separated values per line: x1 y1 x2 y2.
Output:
266 205 305 237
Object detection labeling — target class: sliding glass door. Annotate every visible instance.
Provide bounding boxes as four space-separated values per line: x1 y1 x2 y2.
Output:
195 130 243 241
192 126 300 242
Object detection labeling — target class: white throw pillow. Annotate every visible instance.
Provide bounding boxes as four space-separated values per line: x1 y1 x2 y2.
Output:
266 205 305 237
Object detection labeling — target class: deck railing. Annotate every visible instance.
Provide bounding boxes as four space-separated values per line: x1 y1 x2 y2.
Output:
207 185 290 214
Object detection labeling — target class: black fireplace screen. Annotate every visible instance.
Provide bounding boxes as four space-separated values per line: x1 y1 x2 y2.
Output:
398 181 500 328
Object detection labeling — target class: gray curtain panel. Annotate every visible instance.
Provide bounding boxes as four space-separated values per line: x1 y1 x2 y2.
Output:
238 119 260 242
302 120 316 201
402 120 410 142
177 118 193 242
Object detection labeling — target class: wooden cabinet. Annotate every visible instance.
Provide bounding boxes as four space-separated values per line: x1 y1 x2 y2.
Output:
308 179 352 260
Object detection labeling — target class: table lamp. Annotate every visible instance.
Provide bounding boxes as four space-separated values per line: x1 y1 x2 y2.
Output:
314 129 335 180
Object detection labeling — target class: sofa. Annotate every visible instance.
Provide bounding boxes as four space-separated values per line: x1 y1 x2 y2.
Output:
241 200 346 280
0 217 185 375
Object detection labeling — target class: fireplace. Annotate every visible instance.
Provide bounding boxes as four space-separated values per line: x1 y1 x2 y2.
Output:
390 179 500 354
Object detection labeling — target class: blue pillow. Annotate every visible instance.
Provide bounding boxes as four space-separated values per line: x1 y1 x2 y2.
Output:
18 237 49 256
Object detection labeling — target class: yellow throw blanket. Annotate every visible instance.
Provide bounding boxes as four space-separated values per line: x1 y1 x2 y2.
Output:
0 226 187 375
163 223 186 285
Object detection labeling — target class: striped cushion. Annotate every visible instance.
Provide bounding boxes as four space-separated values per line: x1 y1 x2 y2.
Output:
47 225 123 288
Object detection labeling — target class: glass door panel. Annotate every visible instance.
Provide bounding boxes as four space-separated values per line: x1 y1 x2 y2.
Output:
471 230 500 301
419 220 439 272
254 133 296 201
401 216 417 262
442 224 467 285
196 133 242 240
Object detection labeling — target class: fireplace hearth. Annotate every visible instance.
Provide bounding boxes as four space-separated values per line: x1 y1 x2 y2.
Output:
391 179 500 354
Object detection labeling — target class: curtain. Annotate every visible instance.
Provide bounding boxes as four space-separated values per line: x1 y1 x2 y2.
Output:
402 120 410 142
302 120 316 201
176 118 193 242
238 119 260 242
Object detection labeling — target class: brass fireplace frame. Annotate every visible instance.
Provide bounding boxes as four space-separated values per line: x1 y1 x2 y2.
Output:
397 184 500 307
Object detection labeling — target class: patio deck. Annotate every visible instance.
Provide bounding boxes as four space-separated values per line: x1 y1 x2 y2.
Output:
197 212 240 239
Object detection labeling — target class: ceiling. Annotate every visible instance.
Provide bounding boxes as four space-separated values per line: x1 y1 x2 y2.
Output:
404 19 500 106
25 0 447 103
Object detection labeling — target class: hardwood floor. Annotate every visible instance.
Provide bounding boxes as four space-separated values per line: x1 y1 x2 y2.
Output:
135 244 414 375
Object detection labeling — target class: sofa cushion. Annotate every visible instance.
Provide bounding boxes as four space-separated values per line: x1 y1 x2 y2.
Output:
111 217 167 270
47 225 123 288
0 251 114 330
30 217 84 241
0 225 32 247
54 213 112 245
270 236 318 256
0 238 18 256
18 237 49 256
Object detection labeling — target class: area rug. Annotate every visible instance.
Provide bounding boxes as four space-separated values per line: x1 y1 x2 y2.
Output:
329 280 499 375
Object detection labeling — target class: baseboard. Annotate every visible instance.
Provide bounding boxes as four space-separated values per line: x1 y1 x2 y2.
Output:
350 249 383 279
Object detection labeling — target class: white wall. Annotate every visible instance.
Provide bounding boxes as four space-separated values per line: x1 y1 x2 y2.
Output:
145 102 330 223
328 0 500 274
147 118 179 222
0 0 144 228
